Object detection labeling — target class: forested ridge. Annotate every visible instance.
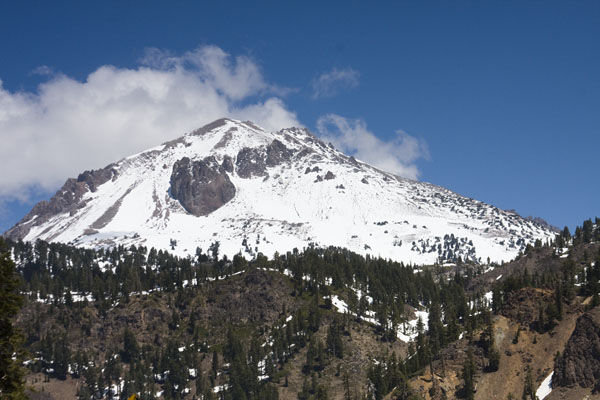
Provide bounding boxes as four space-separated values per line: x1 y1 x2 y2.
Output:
0 217 598 399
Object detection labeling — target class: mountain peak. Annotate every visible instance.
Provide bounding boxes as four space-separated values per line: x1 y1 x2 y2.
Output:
4 119 555 265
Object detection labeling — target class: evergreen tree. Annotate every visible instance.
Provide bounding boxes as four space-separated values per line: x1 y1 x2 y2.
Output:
487 347 500 372
53 335 71 380
461 349 475 400
121 327 140 364
326 317 344 358
0 244 26 399
480 311 494 356
428 301 443 356
305 339 316 373
521 368 535 400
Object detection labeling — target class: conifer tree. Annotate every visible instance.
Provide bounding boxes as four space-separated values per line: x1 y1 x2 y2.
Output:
461 349 475 400
326 317 344 358
521 368 536 400
428 300 443 356
121 328 139 364
0 243 26 399
53 335 71 380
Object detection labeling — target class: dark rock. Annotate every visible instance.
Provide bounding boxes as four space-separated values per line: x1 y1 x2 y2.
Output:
4 165 117 240
163 118 231 150
189 118 231 137
361 177 369 184
235 147 266 178
324 171 336 180
76 167 115 192
314 175 323 183
170 156 236 217
235 140 293 179
296 148 313 159
304 167 311 174
265 139 293 167
241 120 263 131
90 187 134 229
221 155 234 173
554 308 600 390
213 128 237 149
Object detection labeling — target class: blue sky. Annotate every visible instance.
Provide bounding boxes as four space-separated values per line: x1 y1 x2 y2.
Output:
0 1 598 232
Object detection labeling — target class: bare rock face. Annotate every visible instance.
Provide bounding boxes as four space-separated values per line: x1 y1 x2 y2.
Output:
236 139 293 178
170 156 236 217
553 307 600 390
266 139 293 167
4 166 117 239
235 147 267 178
221 155 234 173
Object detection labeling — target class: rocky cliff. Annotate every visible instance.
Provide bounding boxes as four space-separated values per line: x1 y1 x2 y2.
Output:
553 307 600 391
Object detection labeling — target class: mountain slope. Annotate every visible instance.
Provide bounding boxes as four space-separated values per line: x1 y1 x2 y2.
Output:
5 118 555 264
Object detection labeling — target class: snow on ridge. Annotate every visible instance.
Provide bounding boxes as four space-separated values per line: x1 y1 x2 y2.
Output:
14 119 556 266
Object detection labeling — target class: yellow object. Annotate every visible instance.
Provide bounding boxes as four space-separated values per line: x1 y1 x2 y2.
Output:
128 395 137 400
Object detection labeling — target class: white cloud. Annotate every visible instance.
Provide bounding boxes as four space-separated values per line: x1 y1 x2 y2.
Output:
317 114 429 179
311 67 359 99
30 65 53 76
0 45 299 201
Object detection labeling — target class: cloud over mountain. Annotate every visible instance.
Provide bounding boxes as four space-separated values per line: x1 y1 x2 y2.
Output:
0 45 299 200
317 114 429 179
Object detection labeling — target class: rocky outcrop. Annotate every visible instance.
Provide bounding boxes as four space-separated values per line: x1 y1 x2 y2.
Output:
498 287 554 328
236 139 293 178
236 147 267 178
221 155 234 173
163 119 232 150
4 165 117 239
265 139 293 167
553 307 600 391
170 156 236 217
213 127 237 149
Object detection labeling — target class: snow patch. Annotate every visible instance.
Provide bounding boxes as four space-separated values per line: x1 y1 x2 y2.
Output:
535 371 553 400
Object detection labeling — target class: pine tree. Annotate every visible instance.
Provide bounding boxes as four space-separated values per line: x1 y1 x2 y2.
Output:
0 243 26 399
461 349 475 400
308 296 321 332
555 283 563 321
53 335 71 380
488 347 500 372
121 328 139 363
428 301 443 356
305 339 316 373
316 339 326 371
480 311 494 356
326 317 344 358
521 368 535 400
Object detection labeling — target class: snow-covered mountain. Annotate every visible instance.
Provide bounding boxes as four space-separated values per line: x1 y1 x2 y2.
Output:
5 118 556 264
